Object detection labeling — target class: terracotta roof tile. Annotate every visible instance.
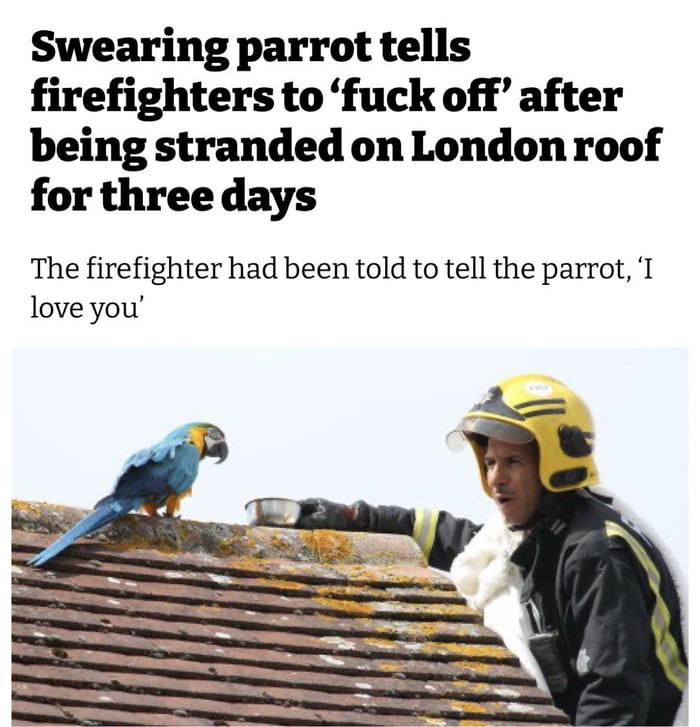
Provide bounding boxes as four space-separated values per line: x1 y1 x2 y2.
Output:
12 501 569 726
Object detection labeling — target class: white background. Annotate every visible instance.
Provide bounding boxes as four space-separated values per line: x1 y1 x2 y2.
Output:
3 0 696 717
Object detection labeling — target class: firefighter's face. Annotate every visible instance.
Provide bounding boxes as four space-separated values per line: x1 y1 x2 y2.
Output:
484 438 543 526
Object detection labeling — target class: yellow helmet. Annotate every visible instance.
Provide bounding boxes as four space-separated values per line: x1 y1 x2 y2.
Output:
446 373 598 494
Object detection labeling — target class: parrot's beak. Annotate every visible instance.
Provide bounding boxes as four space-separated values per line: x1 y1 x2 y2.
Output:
207 439 229 464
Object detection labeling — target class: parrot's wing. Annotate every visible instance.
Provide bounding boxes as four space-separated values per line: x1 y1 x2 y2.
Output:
117 437 180 475
120 446 157 472
112 441 201 504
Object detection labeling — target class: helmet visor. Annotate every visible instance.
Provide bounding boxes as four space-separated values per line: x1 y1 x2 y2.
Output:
446 416 534 452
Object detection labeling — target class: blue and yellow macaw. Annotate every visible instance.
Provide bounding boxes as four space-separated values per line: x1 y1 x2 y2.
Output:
28 422 228 567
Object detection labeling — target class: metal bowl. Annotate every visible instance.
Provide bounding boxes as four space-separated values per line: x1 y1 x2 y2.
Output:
245 497 301 527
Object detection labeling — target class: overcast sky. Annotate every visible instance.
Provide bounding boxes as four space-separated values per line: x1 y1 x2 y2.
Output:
12 347 687 575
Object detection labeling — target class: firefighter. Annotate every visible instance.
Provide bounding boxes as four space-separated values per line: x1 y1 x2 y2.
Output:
296 373 687 725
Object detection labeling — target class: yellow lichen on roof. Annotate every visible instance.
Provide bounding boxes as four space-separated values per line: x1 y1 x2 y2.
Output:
315 584 388 599
299 529 354 562
268 531 298 552
343 564 431 584
108 536 181 555
11 500 47 516
363 637 397 649
454 660 500 673
216 531 258 556
454 681 489 694
255 577 308 591
421 642 511 660
399 621 440 638
311 596 376 616
449 701 489 714
395 601 471 617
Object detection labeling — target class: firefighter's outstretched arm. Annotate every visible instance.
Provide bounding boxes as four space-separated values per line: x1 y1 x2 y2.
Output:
296 498 481 571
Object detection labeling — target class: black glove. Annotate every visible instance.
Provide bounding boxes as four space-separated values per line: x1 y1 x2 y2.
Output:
296 498 371 531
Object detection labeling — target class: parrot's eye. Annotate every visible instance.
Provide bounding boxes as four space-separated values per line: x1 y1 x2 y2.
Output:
207 428 223 440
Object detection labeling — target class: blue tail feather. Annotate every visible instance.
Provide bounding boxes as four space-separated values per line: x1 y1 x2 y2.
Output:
27 498 134 567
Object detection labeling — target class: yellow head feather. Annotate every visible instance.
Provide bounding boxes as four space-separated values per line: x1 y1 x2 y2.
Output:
187 425 208 456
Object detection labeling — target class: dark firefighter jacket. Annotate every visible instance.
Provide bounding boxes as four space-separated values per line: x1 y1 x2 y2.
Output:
359 490 687 726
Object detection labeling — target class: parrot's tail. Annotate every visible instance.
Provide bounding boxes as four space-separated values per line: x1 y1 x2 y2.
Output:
27 498 133 567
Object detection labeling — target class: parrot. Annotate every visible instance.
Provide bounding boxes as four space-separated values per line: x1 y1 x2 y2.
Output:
28 422 228 567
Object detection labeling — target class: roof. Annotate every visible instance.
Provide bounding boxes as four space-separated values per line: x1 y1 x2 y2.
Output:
12 500 568 726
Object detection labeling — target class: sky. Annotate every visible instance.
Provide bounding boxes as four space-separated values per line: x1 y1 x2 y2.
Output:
12 347 688 575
